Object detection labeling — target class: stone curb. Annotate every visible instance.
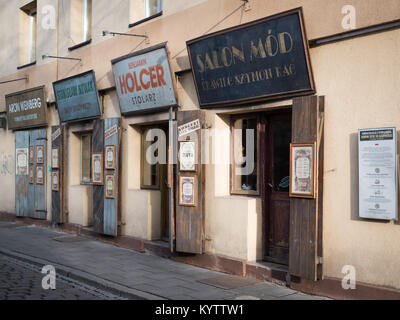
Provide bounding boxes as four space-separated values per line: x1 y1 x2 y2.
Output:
0 247 167 301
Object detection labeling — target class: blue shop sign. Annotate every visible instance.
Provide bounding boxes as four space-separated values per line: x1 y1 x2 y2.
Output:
186 8 315 108
53 70 102 123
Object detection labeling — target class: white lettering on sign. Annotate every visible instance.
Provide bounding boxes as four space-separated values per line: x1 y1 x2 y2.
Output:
51 128 61 141
178 119 201 137
105 124 118 140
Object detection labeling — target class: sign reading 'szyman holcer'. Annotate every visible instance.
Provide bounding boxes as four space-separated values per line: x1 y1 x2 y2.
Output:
53 70 101 123
187 8 315 107
112 43 178 115
6 86 48 130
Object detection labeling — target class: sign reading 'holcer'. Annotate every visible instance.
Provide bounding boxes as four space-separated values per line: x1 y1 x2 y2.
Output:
112 43 178 115
187 8 315 107
53 70 102 123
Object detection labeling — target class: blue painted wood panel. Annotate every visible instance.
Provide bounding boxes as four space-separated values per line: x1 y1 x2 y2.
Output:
15 131 29 217
31 128 47 220
103 118 120 236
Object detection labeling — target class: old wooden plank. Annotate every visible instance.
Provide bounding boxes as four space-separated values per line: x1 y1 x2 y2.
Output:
92 119 104 234
15 131 29 217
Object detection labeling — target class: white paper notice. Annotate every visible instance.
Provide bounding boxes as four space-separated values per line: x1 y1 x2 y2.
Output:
358 127 397 220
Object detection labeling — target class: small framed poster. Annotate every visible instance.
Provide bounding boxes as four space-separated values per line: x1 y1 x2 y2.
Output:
105 174 115 199
16 148 29 176
29 165 34 184
289 143 316 199
36 145 45 164
52 147 59 169
92 152 103 185
105 145 116 170
52 170 59 191
36 165 44 185
179 141 196 171
179 175 197 207
29 146 34 164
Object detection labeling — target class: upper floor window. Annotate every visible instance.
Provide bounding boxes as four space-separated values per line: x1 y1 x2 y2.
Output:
19 1 37 66
130 0 162 26
70 0 92 47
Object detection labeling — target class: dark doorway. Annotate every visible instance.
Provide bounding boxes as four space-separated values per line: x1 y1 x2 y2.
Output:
263 112 292 265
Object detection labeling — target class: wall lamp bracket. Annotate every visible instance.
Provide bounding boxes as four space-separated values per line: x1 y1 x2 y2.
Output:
42 55 82 62
0 76 29 85
102 30 150 44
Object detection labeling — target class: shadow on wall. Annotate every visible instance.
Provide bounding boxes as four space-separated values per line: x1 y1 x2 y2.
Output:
349 131 394 224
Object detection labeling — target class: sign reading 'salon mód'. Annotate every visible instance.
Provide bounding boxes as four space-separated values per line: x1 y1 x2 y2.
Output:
112 43 178 115
6 86 48 130
53 70 101 123
187 8 315 107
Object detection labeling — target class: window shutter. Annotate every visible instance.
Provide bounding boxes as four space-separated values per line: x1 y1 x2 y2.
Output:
289 95 324 281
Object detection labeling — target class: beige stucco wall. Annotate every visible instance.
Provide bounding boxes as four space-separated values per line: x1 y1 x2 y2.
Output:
311 29 400 289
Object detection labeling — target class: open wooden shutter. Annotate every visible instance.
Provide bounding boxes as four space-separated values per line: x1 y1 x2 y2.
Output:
175 110 205 254
103 118 121 236
51 125 65 224
92 118 121 236
31 128 47 220
289 95 324 281
92 119 104 234
15 131 29 217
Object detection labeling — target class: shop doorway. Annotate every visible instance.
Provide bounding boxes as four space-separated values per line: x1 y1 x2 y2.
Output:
141 123 169 242
263 113 292 265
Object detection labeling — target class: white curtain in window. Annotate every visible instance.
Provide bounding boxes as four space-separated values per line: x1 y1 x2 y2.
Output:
145 0 161 17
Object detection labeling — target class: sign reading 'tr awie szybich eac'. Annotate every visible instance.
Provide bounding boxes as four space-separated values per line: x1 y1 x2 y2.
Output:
111 43 178 115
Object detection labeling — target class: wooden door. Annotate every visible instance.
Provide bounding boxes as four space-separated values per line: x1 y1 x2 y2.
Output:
160 125 170 241
15 131 29 217
264 113 292 265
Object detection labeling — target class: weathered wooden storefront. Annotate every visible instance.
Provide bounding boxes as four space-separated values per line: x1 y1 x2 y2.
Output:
185 8 325 280
52 70 121 236
7 86 49 220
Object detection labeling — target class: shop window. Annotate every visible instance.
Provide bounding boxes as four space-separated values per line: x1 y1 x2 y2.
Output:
130 0 162 26
19 1 37 67
231 116 259 195
80 134 92 184
141 127 160 189
70 0 92 48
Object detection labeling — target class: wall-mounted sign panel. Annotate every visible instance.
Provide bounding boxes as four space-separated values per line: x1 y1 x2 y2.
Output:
6 86 48 130
111 42 178 115
187 8 315 108
53 70 101 123
358 127 397 221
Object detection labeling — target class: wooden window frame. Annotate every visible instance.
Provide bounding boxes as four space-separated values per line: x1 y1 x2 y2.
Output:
230 114 261 196
140 126 161 190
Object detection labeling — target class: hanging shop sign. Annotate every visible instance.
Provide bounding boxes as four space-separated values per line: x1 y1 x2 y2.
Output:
111 42 178 115
53 70 102 123
358 127 397 221
186 8 315 108
6 86 48 130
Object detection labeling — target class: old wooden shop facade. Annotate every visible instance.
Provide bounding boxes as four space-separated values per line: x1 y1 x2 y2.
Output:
0 0 399 299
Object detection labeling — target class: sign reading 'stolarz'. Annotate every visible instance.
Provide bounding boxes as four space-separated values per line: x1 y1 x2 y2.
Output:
112 43 178 115
53 70 101 123
6 86 48 130
187 8 315 107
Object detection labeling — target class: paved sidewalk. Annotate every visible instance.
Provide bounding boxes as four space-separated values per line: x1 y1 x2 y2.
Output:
0 221 329 300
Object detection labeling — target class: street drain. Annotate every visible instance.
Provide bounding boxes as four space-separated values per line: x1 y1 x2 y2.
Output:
53 235 89 243
197 275 261 290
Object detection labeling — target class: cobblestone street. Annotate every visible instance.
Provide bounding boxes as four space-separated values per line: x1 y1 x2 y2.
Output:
0 253 125 300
